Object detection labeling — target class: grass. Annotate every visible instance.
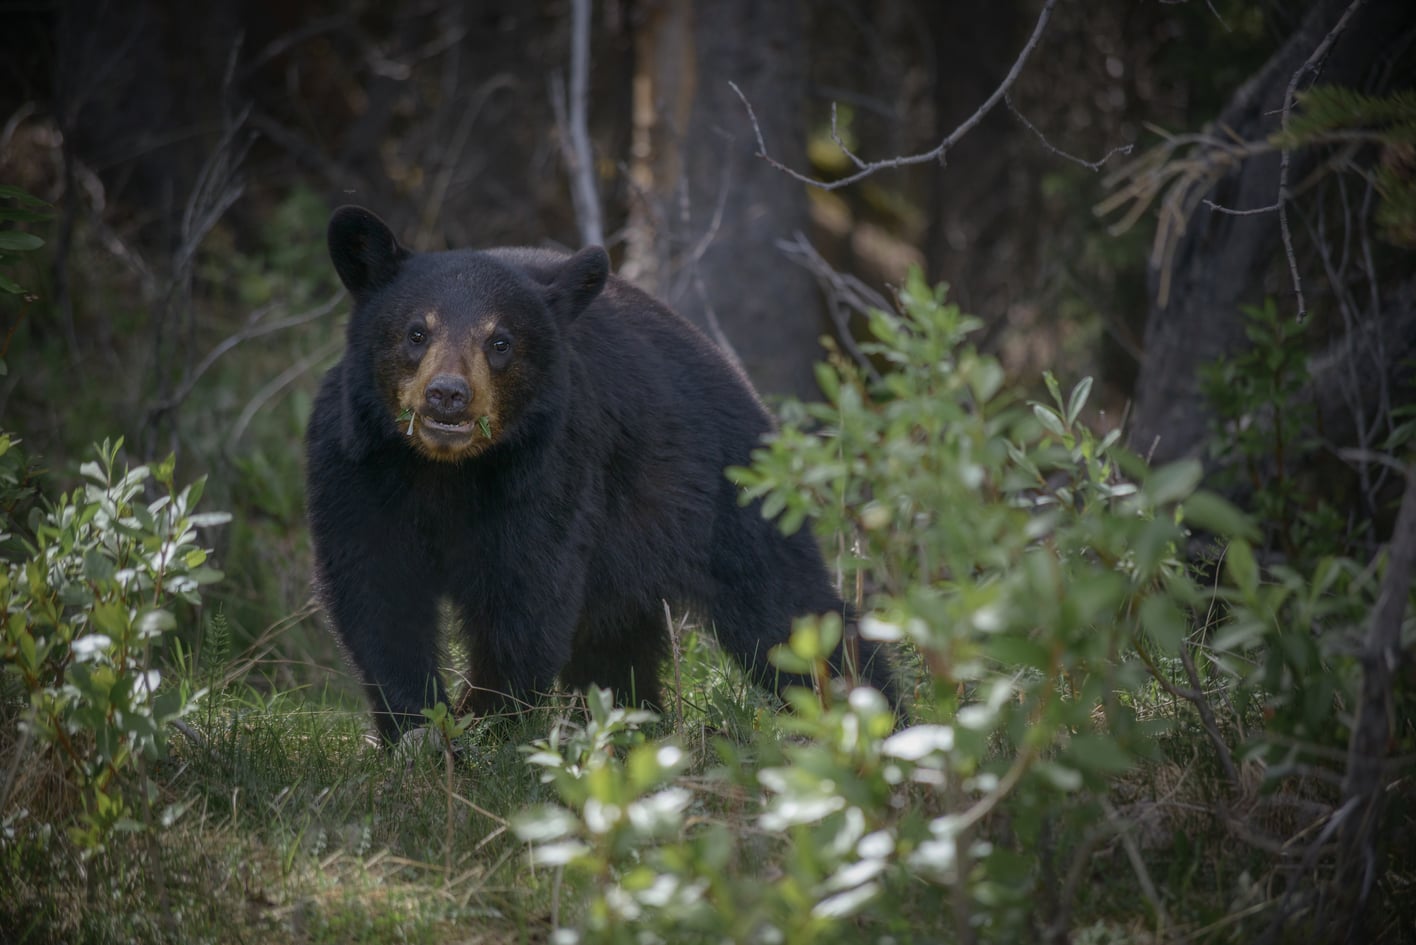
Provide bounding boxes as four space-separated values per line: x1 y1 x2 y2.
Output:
0 625 796 945
0 622 1321 945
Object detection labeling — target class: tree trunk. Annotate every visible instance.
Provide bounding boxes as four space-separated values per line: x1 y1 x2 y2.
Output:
624 0 822 400
1129 0 1416 466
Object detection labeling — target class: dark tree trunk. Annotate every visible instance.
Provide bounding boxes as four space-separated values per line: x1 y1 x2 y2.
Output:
1129 0 1416 466
625 0 821 400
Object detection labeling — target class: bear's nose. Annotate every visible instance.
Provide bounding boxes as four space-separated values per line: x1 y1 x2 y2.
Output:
424 374 470 416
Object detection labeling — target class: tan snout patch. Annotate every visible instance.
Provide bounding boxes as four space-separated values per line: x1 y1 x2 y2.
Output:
395 321 501 462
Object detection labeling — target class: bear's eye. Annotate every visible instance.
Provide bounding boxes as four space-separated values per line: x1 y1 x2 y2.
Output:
408 326 427 345
490 338 511 354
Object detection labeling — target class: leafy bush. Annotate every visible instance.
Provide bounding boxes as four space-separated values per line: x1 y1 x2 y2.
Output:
509 269 1411 942
509 271 1259 942
0 433 228 849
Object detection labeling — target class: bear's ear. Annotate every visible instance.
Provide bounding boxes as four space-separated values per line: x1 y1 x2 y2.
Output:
545 246 609 322
328 206 409 300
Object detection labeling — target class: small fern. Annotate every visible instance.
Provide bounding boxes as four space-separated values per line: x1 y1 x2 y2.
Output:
203 605 232 691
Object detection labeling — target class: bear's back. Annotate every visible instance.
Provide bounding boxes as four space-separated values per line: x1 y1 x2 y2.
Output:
483 247 773 457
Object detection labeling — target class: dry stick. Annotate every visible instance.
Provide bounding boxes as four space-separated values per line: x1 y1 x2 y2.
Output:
775 232 886 383
224 335 343 455
1334 464 1416 929
1004 94 1134 172
730 0 1059 191
150 291 343 415
444 739 456 880
1277 0 1370 323
1178 643 1243 789
1099 797 1173 939
418 74 516 247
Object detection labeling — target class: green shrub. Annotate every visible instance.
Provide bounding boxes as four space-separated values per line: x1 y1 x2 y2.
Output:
508 271 1251 942
1 433 228 849
509 268 1408 941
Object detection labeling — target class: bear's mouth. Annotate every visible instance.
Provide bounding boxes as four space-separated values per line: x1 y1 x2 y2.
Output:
405 412 496 458
421 417 474 435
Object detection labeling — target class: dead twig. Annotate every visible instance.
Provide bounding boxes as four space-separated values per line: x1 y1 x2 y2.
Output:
775 232 885 384
730 0 1060 191
1004 94 1133 172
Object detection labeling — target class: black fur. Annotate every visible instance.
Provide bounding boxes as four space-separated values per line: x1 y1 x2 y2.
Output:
307 207 895 742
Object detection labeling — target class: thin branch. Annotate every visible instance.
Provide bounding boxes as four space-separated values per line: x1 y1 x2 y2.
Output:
731 0 1060 191
1005 94 1133 172
418 74 516 247
224 336 343 455
775 232 885 384
148 290 344 416
1201 198 1280 216
1333 464 1416 930
1277 0 1371 322
1099 797 1173 937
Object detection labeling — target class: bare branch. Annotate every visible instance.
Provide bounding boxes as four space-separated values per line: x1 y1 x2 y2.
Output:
418 74 516 247
1333 464 1416 929
1278 0 1369 321
224 336 344 456
731 0 1060 191
1201 198 1280 216
1004 94 1133 172
1098 797 1173 936
775 233 885 384
553 0 604 247
148 291 344 416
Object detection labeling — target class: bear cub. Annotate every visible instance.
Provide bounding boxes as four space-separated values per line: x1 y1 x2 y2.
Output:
306 206 894 743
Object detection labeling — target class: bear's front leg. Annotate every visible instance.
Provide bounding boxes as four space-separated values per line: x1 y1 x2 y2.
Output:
316 548 447 744
450 566 580 719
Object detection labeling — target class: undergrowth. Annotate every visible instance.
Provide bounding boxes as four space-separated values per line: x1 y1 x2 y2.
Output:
1 266 1411 944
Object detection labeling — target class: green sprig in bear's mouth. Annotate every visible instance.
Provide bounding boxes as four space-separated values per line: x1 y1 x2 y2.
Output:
396 408 492 440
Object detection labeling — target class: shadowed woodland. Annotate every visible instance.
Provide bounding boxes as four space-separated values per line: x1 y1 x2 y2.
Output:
1 0 1415 943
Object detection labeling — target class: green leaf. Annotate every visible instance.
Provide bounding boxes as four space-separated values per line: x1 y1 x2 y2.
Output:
1181 490 1259 540
83 549 116 583
0 185 48 205
969 360 1004 404
1065 734 1134 774
1034 760 1083 791
138 609 177 638
184 566 225 585
1032 404 1066 437
0 232 44 252
1146 459 1203 505
1132 517 1179 579
1225 540 1259 597
1043 370 1062 411
983 634 1051 670
1065 377 1093 426
1139 595 1189 652
186 512 232 528
0 207 54 223
814 361 841 402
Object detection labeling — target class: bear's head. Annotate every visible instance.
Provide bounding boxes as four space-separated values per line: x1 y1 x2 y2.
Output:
327 206 608 463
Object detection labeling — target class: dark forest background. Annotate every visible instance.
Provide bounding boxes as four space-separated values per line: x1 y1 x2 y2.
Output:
2 0 1412 482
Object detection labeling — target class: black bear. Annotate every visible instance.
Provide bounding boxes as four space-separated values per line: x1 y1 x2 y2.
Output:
306 206 894 743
